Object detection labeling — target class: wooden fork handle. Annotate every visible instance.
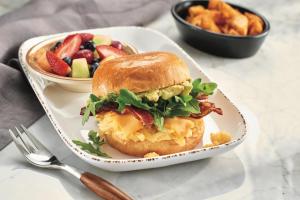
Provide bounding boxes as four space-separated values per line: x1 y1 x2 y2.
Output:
80 172 133 200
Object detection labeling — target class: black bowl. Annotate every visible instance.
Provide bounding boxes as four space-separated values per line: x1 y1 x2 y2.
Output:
171 0 270 58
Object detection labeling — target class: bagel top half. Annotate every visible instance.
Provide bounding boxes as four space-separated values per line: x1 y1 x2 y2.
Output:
92 51 190 97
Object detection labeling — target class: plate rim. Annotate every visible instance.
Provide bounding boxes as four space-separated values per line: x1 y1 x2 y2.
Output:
19 26 247 164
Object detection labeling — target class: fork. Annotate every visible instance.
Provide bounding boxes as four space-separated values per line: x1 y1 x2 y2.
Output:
9 125 133 200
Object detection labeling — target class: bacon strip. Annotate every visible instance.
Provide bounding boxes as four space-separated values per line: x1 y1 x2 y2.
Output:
98 104 118 112
196 94 208 100
123 106 154 127
80 104 154 126
80 100 221 123
191 101 223 119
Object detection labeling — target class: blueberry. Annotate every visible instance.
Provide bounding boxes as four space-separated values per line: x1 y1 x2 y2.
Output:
92 58 101 63
83 40 96 51
50 41 62 51
90 62 99 76
63 57 72 66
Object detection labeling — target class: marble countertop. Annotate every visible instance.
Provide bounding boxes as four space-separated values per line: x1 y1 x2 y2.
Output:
1 0 300 199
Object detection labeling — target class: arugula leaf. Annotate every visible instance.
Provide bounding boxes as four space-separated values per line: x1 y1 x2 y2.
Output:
191 78 217 96
153 111 164 131
94 101 104 111
174 96 186 106
73 130 110 158
82 103 92 125
191 78 202 96
185 98 200 113
201 83 217 95
82 94 111 125
82 94 100 125
89 101 96 116
155 98 167 113
90 94 100 102
88 130 105 145
117 89 151 112
163 96 199 117
165 108 191 117
181 95 193 103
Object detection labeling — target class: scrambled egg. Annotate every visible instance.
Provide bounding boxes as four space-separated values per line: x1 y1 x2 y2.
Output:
138 80 192 102
97 111 198 146
211 131 232 145
144 152 160 158
203 131 232 148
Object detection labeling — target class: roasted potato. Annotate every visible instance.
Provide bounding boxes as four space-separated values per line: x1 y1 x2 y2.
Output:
245 12 264 35
186 0 264 36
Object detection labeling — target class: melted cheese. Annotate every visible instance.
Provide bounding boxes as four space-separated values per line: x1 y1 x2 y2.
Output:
98 112 196 146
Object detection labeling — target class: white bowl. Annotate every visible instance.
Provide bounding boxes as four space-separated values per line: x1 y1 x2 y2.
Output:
26 34 137 92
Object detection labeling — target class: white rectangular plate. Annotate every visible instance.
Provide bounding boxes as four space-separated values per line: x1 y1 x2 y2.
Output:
19 26 247 171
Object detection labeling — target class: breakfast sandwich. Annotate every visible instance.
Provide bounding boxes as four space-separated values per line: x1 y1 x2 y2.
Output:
81 52 222 157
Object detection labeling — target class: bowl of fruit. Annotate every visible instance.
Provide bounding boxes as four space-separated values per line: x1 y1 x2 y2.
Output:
26 32 137 92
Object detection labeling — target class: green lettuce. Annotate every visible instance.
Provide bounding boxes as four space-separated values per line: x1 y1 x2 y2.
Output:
82 78 217 130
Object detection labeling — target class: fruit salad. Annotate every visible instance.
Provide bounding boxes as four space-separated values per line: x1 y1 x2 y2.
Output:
45 33 130 78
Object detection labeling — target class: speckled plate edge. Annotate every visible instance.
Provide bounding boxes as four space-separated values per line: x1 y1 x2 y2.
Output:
19 26 247 171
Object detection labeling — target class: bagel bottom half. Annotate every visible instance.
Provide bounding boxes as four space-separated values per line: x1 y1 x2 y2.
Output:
96 112 205 157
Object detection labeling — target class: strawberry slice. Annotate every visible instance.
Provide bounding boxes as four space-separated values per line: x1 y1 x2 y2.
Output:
46 51 71 76
96 45 127 59
63 34 76 43
72 49 94 64
80 33 94 43
63 33 93 44
55 34 82 59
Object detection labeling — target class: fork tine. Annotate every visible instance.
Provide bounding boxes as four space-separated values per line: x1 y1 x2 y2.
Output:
15 127 36 153
9 129 30 155
20 124 50 153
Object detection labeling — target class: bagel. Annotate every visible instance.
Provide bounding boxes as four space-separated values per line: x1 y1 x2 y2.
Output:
90 52 210 157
